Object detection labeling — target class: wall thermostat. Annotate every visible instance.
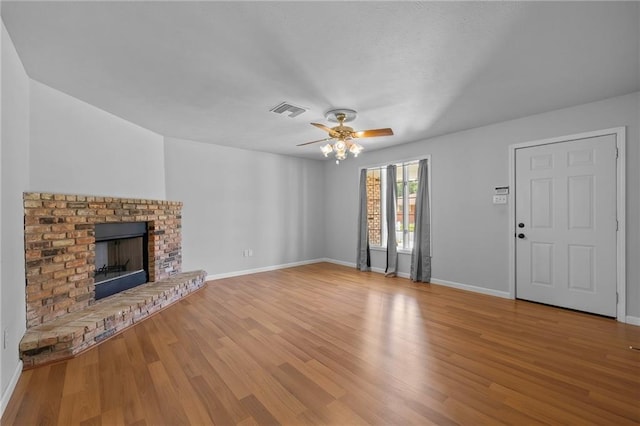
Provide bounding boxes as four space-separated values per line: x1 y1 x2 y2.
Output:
494 186 509 195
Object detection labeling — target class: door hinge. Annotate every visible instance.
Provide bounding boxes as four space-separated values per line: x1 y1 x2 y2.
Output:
616 220 619 231
616 147 619 158
616 292 619 303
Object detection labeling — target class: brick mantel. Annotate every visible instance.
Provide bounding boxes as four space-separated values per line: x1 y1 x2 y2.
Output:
23 192 183 328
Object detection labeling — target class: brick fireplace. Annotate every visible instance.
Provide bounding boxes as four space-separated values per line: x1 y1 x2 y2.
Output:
20 192 207 367
23 192 183 328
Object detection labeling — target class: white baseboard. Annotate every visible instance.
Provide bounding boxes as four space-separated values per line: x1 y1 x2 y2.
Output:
313 261 511 298
206 259 508 301
322 258 356 268
323 259 413 279
206 258 327 281
430 277 512 299
1 360 23 418
323 259 412 279
625 316 640 326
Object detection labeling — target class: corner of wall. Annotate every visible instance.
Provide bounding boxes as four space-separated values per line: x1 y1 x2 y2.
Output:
1 18 30 418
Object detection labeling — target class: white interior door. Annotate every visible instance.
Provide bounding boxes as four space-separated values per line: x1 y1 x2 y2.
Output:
515 134 618 317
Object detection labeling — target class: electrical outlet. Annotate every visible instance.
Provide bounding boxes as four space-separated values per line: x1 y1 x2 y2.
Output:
248 249 253 257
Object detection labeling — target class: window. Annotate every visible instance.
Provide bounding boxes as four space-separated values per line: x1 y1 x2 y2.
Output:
366 160 421 251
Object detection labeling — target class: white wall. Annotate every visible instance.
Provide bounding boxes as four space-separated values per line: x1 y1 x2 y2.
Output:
1 32 169 413
0 19 4 411
164 137 326 277
324 92 640 318
1 17 4 414
29 81 166 200
1 21 29 413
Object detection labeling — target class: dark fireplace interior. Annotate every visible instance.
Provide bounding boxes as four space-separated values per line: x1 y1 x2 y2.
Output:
94 222 149 300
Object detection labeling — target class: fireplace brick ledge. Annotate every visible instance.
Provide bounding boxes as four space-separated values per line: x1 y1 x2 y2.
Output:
20 270 207 368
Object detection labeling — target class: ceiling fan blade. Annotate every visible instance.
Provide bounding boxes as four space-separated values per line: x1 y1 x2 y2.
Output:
353 128 394 138
311 122 338 135
296 137 334 147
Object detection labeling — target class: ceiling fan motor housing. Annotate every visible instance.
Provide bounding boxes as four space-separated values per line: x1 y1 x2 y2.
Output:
325 108 357 123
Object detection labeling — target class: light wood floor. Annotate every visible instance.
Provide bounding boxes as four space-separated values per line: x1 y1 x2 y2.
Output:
3 263 639 425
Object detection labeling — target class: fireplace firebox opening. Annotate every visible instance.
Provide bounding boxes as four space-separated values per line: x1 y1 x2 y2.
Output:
94 222 149 300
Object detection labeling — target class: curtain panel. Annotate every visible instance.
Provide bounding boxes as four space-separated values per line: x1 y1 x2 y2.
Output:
385 165 398 277
410 159 431 282
356 168 371 271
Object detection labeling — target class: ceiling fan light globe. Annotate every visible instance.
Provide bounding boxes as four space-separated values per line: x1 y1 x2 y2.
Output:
349 143 363 155
320 144 333 156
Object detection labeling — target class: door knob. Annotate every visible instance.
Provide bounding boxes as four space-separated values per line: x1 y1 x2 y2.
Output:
518 223 525 228
517 233 526 239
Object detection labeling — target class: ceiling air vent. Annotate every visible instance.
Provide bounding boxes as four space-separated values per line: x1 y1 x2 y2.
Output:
270 102 307 118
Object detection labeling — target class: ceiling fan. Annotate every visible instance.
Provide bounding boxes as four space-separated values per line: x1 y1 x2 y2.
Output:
297 109 394 163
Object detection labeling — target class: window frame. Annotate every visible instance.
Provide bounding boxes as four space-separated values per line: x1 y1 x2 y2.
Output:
362 156 431 254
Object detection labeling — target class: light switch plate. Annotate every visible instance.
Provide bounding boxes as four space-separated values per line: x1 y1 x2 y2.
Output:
493 195 508 204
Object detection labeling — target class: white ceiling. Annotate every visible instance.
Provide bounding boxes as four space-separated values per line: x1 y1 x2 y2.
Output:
2 1 638 159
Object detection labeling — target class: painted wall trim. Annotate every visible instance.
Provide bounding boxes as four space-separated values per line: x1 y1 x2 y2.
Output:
323 258 356 268
508 127 627 322
325 258 510 298
1 360 23 418
430 278 511 299
625 316 640 327
205 258 327 281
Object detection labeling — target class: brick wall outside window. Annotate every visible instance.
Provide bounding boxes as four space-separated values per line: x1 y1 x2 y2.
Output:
366 170 382 246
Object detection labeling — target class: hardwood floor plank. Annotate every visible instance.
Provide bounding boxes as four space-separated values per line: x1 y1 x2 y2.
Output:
10 367 51 425
239 394 280 426
100 407 125 426
167 330 251 424
36 363 67 425
3 263 639 425
188 375 237 425
271 362 335 413
78 414 102 426
321 400 369 426
133 321 161 364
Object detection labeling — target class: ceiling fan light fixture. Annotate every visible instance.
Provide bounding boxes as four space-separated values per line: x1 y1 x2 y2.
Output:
349 142 363 156
320 144 333 157
299 107 393 164
318 138 365 162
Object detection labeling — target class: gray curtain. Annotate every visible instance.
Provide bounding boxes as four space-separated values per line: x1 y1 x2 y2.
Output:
356 168 371 271
385 165 398 277
410 159 431 282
